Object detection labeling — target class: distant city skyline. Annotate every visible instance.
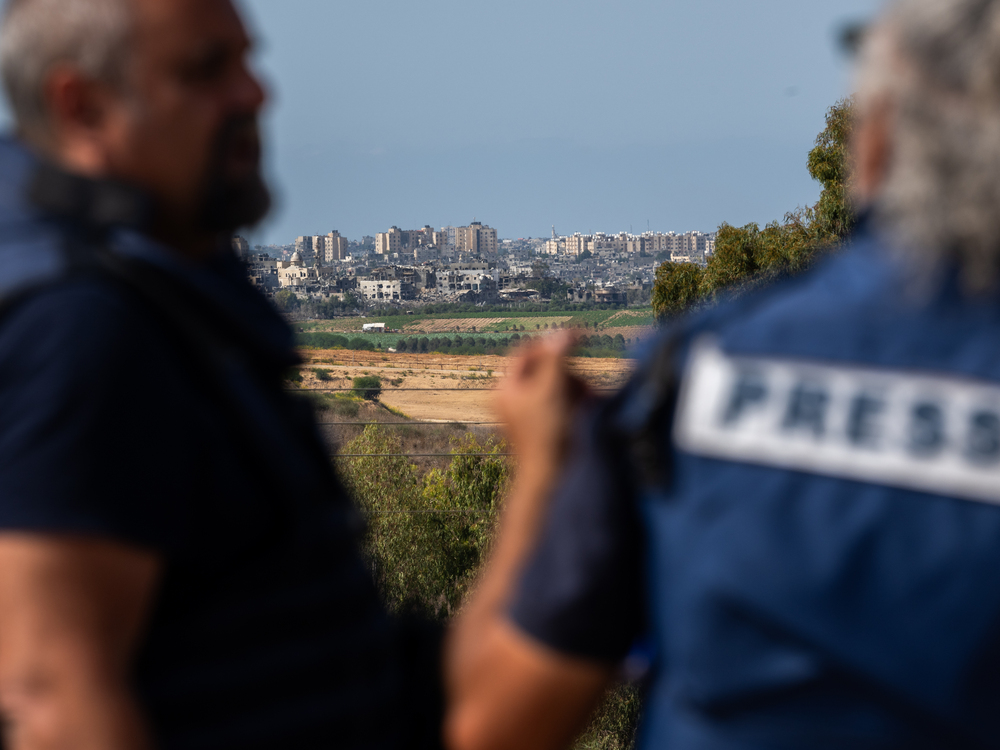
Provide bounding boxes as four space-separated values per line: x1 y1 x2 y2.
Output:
0 0 886 245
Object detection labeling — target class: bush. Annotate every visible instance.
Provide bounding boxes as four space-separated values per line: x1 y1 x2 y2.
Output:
396 339 408 352
312 368 332 381
285 368 302 386
339 428 511 619
352 375 382 401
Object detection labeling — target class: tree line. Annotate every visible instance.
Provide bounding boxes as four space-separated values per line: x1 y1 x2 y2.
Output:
296 331 632 358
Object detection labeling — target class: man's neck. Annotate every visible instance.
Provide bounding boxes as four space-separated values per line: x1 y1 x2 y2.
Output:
34 139 223 264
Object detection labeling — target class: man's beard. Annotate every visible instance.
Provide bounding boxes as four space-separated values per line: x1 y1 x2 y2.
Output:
196 115 271 233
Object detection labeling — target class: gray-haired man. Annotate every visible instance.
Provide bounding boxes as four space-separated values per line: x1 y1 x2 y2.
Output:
447 2 1000 748
0 1 440 749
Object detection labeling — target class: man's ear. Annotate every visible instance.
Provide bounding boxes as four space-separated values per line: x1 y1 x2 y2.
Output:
851 98 893 208
39 65 117 173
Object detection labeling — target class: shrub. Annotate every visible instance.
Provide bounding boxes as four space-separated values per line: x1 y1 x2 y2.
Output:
396 339 408 352
352 375 382 401
312 368 332 381
340 428 511 619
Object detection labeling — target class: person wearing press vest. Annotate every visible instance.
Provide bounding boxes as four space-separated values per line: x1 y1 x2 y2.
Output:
446 1 1000 748
0 0 442 748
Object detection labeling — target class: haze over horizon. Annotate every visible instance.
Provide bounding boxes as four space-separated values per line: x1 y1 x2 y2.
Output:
0 0 887 245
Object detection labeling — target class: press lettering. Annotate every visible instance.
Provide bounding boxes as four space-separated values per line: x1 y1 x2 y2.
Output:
782 383 829 437
909 403 945 456
677 338 1000 505
847 394 885 448
967 411 1000 464
722 369 769 425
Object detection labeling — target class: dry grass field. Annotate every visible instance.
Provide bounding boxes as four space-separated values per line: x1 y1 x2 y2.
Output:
297 348 636 424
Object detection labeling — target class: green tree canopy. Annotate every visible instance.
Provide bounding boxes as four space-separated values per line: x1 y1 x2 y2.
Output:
652 98 856 321
651 261 706 321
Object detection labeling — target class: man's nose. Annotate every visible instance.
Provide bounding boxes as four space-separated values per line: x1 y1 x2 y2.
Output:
232 63 267 113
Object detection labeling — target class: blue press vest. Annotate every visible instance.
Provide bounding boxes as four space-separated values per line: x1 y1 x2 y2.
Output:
629 235 1000 749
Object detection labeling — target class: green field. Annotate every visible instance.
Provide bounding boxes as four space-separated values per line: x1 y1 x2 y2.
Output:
293 308 657 358
298 308 656 334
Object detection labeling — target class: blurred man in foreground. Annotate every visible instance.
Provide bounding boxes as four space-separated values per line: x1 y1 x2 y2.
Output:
0 0 439 748
446 1 1000 748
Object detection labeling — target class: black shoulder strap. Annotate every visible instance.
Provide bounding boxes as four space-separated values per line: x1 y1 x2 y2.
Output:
592 329 684 498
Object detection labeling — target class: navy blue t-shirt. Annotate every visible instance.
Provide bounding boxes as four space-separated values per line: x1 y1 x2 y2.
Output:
511 234 1000 749
0 140 417 750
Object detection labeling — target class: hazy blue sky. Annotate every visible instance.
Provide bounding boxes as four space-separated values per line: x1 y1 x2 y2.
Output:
2 0 887 244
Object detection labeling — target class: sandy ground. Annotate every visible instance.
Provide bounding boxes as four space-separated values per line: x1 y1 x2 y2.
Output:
298 349 636 423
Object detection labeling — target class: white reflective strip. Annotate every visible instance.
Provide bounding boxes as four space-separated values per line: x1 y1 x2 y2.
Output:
673 337 1000 505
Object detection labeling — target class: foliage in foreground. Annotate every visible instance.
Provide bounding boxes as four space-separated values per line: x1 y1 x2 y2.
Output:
338 425 642 747
576 683 643 750
652 98 857 322
339 426 510 619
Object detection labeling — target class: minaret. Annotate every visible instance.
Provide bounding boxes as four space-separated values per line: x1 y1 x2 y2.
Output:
551 225 557 240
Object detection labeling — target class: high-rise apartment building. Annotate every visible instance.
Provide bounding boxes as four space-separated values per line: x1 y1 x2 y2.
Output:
452 221 497 255
545 230 714 262
375 222 497 256
324 231 349 262
375 226 436 256
231 235 250 258
296 231 351 264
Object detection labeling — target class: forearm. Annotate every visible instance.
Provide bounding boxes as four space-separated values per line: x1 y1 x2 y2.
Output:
0 671 152 750
0 535 161 750
471 462 561 610
445 336 614 750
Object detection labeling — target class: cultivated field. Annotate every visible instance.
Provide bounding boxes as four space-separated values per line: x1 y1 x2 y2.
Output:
403 316 573 333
